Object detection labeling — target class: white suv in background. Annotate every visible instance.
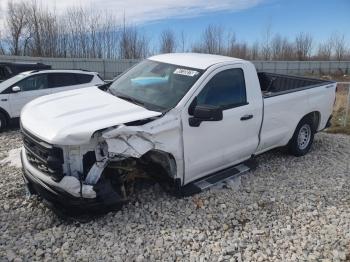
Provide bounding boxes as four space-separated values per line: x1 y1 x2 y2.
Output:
0 70 105 131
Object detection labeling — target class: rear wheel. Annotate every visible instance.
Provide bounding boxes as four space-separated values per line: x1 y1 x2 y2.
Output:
0 112 7 132
288 117 315 156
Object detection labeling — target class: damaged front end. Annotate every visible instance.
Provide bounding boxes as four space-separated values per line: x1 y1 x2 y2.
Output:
21 112 183 214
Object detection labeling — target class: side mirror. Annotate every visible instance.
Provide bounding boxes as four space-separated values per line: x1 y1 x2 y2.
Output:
97 82 112 91
189 105 223 127
12 86 21 93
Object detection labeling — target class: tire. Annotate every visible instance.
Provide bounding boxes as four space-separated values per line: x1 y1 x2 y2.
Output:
0 112 7 132
288 117 315 156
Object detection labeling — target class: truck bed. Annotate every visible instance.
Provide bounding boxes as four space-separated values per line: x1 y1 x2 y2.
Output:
258 72 333 97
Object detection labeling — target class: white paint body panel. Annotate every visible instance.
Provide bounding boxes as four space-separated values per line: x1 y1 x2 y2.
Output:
9 87 52 117
256 84 336 154
21 87 162 145
308 85 336 131
181 62 263 184
257 90 311 153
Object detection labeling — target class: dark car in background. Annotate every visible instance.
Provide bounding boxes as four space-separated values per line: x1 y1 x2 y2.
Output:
0 62 51 82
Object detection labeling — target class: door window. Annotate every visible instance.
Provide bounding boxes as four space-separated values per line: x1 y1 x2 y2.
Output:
49 73 79 88
16 74 48 91
197 68 247 109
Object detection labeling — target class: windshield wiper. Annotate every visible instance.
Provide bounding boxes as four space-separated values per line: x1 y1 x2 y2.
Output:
115 93 147 108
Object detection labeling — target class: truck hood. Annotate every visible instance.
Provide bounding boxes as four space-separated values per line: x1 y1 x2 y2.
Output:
20 87 162 145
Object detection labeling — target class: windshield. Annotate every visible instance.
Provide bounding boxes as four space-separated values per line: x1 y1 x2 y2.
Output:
109 60 203 111
0 74 26 92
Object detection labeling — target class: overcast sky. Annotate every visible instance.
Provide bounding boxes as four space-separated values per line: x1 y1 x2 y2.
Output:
0 0 349 46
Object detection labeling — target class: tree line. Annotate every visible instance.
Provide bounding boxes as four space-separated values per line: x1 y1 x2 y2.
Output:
0 1 349 61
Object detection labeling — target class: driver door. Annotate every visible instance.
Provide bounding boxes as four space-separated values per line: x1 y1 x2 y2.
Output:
9 73 50 117
181 65 260 184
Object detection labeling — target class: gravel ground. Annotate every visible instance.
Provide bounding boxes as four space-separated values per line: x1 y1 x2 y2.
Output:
0 130 349 261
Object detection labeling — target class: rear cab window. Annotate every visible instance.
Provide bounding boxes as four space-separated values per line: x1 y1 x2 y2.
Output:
197 68 247 110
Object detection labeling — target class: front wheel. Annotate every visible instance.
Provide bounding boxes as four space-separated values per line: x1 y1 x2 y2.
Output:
0 112 7 132
288 117 315 156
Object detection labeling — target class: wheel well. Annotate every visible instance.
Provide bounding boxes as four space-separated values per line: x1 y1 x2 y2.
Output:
141 150 177 178
0 107 10 124
103 150 177 180
301 111 321 131
95 150 178 202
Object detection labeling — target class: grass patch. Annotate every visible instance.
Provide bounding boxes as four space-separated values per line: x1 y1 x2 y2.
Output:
326 83 350 135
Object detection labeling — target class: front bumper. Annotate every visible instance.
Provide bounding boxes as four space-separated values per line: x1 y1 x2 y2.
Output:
21 148 125 215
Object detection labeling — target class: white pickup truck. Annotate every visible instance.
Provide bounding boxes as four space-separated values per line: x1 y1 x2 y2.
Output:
20 53 336 213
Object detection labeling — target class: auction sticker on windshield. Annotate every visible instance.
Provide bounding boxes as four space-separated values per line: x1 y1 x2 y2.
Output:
174 68 199 77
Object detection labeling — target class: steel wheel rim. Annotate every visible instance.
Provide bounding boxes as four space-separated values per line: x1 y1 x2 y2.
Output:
297 124 311 150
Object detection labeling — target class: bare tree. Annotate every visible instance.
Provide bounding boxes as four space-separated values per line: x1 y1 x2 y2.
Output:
66 7 90 57
159 29 176 53
0 30 5 55
88 11 101 58
317 37 333 60
295 32 313 60
27 2 43 56
250 41 260 60
193 24 224 54
56 16 68 57
0 5 4 55
271 34 283 60
225 31 236 57
13 1 63 57
225 33 249 59
233 43 248 59
6 0 29 55
57 7 119 59
99 14 119 59
332 33 347 61
280 38 295 60
119 19 149 59
179 30 186 52
261 24 272 60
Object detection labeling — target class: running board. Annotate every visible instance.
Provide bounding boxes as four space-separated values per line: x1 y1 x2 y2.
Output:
180 158 257 197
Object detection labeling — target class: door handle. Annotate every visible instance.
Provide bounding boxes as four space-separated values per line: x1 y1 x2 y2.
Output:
0 99 7 102
240 114 253 121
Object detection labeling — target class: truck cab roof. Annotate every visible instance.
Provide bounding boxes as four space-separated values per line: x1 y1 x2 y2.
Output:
149 53 245 70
